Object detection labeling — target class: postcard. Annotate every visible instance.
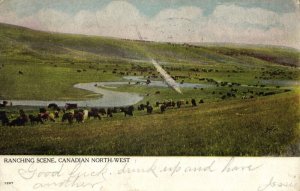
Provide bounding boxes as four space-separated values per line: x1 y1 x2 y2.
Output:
0 0 299 190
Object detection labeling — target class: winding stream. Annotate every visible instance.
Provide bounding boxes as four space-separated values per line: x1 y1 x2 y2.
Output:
0 76 210 107
1 76 298 107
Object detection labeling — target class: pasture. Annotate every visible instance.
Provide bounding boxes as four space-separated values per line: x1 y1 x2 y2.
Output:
0 23 299 155
0 92 299 156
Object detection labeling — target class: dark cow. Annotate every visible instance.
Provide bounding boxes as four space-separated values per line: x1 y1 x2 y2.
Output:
0 101 8 108
9 117 27 126
39 112 55 122
163 100 175 108
0 111 9 126
138 104 146 111
29 114 44 125
98 108 106 115
74 110 84 123
48 103 59 110
191 99 197 107
176 101 182 108
160 104 166 113
146 79 151 85
107 108 113 117
146 105 153 114
39 108 47 113
9 110 28 126
176 100 185 108
62 112 74 124
156 101 161 107
121 106 134 117
65 103 77 110
88 108 101 120
54 111 59 118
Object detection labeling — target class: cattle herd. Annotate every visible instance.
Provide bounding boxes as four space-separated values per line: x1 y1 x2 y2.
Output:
0 98 203 127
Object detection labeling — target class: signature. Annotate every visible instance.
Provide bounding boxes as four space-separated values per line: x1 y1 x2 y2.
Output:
257 175 298 191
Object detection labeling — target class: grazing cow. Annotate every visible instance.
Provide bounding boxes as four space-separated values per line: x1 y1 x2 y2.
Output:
9 110 28 126
264 92 275 96
138 104 146 111
146 79 151 85
65 103 77 110
18 71 23 75
48 103 59 110
49 113 56 122
146 105 153 114
83 110 89 121
98 108 106 115
121 106 134 117
176 101 182 108
176 100 185 108
62 112 74 124
39 112 54 122
74 110 84 123
19 110 28 121
0 111 9 126
39 108 47 113
29 114 44 125
88 108 101 120
160 104 166 113
163 100 175 108
9 117 27 126
171 101 176 107
191 99 197 107
107 108 113 117
156 101 161 107
0 101 8 108
54 111 59 118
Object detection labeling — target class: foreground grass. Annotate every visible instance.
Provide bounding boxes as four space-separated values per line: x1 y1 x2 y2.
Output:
0 92 299 156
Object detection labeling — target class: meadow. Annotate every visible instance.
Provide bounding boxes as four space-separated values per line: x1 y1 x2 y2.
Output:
0 23 299 155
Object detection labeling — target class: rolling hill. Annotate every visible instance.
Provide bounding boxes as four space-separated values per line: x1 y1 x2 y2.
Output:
0 23 299 67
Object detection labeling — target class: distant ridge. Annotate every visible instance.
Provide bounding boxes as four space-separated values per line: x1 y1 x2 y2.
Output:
0 22 299 67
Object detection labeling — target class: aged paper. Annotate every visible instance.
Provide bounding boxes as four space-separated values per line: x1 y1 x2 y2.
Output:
0 0 299 190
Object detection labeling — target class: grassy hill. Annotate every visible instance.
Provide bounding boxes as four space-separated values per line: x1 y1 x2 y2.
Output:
0 23 299 156
0 23 299 101
0 23 299 66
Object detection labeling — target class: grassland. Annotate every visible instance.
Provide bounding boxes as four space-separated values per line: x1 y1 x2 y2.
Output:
0 23 299 100
0 91 299 156
0 23 299 156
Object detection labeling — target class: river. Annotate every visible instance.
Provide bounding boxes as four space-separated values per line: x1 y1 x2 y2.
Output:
0 76 210 107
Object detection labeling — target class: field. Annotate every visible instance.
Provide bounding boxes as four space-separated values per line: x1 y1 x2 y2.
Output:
0 23 299 156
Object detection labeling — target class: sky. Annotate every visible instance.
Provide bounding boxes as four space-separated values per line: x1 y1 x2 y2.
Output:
0 0 299 49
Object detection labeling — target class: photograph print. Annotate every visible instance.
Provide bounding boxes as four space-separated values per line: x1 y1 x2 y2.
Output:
0 0 299 156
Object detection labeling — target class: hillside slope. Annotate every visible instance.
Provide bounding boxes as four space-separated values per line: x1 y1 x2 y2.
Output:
0 23 299 66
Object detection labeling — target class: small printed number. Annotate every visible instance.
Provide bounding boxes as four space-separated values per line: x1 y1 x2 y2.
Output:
4 182 14 185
